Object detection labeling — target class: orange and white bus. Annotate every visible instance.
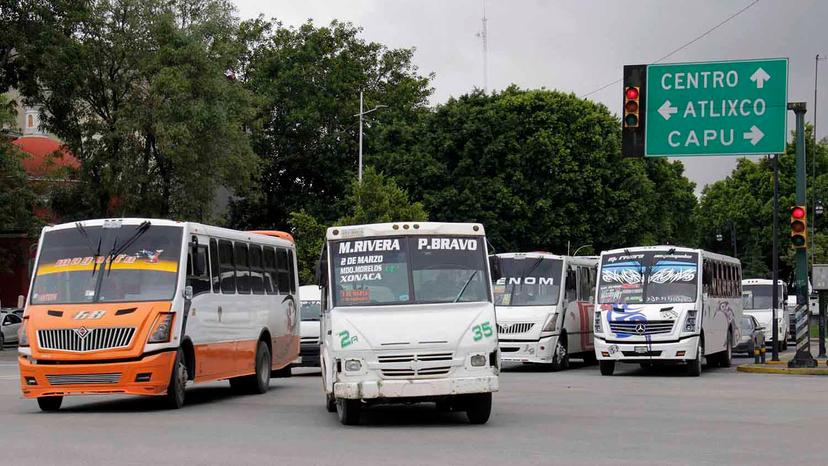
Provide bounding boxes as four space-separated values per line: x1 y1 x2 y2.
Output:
19 218 300 411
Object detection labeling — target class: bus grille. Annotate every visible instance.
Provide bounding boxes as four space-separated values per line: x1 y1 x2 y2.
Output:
609 320 674 335
497 322 535 334
377 352 453 378
38 327 136 352
46 373 122 385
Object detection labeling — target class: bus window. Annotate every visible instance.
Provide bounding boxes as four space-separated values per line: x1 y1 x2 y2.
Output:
276 248 290 294
187 245 210 295
263 246 276 294
577 266 594 302
210 238 220 293
235 243 250 294
219 240 235 293
249 244 264 294
565 267 577 302
288 249 297 295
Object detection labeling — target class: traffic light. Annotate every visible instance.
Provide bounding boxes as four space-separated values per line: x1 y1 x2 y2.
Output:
623 86 640 128
790 205 807 248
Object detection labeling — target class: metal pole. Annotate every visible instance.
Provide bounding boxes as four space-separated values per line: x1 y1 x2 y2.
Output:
730 220 737 257
788 102 817 368
813 55 820 265
820 289 827 358
358 91 364 183
772 154 780 361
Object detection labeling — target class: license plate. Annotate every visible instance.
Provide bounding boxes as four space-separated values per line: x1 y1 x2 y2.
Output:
634 346 648 354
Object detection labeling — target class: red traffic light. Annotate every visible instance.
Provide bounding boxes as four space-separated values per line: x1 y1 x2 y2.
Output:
792 206 806 219
625 87 639 100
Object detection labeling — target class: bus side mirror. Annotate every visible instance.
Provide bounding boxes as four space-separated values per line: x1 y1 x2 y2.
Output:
315 246 328 287
193 249 206 276
183 285 193 301
489 256 502 282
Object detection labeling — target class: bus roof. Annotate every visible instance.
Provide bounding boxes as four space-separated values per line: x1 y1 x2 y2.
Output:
599 245 740 264
326 222 485 240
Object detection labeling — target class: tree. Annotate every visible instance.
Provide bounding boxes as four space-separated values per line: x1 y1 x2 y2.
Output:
13 0 259 221
230 20 432 230
697 124 828 280
372 87 697 254
289 166 427 283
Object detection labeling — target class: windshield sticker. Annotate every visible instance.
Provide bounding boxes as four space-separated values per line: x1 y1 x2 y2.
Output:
35 258 178 276
135 249 164 263
339 289 370 304
338 239 400 254
496 277 555 286
601 264 644 284
417 238 478 251
33 292 57 302
648 262 697 283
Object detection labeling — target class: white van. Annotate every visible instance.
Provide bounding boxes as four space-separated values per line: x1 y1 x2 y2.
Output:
298 285 322 366
741 279 788 350
493 253 598 369
593 246 742 376
317 222 499 425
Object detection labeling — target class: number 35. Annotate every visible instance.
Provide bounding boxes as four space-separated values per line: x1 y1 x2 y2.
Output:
472 321 493 341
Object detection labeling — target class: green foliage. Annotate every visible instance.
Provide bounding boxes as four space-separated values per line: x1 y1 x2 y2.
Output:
697 124 828 281
0 126 40 273
372 87 697 254
289 167 427 283
230 19 432 230
12 0 258 221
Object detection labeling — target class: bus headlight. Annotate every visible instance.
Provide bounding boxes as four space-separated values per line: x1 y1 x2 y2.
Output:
148 313 175 343
683 310 698 332
541 313 559 332
18 320 29 347
594 311 603 334
470 353 487 367
344 359 363 372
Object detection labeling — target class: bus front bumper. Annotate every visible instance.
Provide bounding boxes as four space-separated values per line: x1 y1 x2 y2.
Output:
498 335 557 364
594 335 700 362
19 351 176 398
334 374 499 400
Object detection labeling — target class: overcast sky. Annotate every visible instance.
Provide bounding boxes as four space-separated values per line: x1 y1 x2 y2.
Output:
232 0 827 194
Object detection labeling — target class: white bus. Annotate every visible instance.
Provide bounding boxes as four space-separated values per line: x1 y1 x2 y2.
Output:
317 222 499 425
741 279 789 350
593 246 742 376
492 252 598 370
19 219 300 411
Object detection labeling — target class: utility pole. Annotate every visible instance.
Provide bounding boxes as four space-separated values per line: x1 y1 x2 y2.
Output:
477 0 488 92
788 102 817 368
354 91 387 183
771 153 780 361
813 55 825 265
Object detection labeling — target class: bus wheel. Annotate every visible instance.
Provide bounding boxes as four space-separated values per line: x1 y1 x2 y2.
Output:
687 341 703 377
336 398 361 425
231 341 271 394
550 336 569 371
464 393 492 424
718 331 732 368
325 392 337 413
599 360 615 376
37 396 63 412
164 349 188 409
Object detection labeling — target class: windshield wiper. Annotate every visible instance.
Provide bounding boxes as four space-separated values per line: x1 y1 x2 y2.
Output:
105 221 152 275
454 270 479 303
75 222 103 276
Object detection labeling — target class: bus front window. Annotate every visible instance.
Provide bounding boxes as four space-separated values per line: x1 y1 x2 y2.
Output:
30 224 183 305
493 257 563 306
598 251 698 305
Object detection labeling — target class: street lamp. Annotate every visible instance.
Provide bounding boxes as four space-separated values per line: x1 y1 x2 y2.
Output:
572 244 592 256
816 200 825 216
716 232 723 242
354 91 387 183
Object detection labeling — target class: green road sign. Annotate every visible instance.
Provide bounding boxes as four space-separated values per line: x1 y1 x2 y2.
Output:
645 58 788 157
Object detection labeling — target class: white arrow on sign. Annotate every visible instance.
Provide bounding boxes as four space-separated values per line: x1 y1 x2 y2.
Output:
743 125 764 145
750 67 771 89
658 100 678 120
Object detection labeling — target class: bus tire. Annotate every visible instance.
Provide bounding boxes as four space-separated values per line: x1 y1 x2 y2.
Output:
599 360 615 376
0 333 5 349
550 335 569 371
687 340 703 377
464 393 492 424
718 330 732 368
325 392 337 413
336 398 361 425
582 351 597 365
37 396 63 412
164 348 187 409
230 341 271 394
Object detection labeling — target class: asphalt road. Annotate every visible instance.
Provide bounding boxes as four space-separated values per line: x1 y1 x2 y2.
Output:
0 347 823 466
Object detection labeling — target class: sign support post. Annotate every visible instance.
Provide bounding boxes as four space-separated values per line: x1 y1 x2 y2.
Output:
771 153 780 361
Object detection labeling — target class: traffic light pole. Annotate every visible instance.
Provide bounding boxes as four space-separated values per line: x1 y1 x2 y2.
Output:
787 102 817 368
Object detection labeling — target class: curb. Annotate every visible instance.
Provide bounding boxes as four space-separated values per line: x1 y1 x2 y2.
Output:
736 364 828 375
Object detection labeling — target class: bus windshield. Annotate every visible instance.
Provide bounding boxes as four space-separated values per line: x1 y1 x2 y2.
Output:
493 257 563 306
29 224 183 305
742 285 783 310
331 236 490 307
598 251 699 304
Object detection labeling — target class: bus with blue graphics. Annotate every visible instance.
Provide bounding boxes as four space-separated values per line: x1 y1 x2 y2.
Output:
593 246 742 376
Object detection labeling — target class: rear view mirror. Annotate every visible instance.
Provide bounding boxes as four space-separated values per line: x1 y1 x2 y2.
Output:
315 246 328 287
489 256 502 282
193 249 206 276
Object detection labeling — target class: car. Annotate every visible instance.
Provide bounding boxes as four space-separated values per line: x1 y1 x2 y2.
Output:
734 315 765 357
297 285 322 367
0 311 23 349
